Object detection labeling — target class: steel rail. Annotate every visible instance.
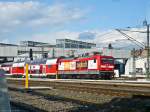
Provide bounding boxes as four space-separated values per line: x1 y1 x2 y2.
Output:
7 79 150 97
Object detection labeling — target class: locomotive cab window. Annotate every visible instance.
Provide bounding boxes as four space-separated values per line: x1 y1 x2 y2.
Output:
101 58 113 64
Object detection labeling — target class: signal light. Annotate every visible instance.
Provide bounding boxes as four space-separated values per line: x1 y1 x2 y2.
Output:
29 49 33 60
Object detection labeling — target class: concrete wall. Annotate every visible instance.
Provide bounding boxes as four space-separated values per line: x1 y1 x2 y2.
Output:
0 46 17 57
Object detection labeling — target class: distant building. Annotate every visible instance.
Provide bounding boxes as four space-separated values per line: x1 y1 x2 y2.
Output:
56 39 96 49
0 41 55 63
0 43 17 47
20 41 56 47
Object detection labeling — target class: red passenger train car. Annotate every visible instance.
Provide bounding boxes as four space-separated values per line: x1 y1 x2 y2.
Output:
45 58 59 78
0 62 13 75
29 59 46 77
11 61 27 77
11 59 46 77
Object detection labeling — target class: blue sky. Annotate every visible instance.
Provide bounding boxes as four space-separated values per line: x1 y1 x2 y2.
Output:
66 0 148 30
0 0 149 47
40 0 147 30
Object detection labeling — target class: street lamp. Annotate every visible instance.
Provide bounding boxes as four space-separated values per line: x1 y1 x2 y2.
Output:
143 19 150 78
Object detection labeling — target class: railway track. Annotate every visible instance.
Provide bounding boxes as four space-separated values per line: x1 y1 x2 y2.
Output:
9 86 103 112
7 78 150 112
7 78 150 96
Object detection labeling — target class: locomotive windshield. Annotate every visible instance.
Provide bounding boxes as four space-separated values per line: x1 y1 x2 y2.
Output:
101 58 114 64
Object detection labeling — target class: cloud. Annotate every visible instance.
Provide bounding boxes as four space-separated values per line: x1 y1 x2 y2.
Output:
28 28 146 50
0 1 146 50
92 28 146 49
1 39 9 43
28 31 80 44
78 32 96 40
0 1 85 35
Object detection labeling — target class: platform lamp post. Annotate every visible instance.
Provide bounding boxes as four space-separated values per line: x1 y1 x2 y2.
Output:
143 19 150 79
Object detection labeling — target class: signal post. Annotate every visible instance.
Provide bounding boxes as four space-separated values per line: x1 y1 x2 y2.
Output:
25 64 29 89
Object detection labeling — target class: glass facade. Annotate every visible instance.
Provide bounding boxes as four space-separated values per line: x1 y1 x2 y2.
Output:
56 39 96 49
20 41 55 47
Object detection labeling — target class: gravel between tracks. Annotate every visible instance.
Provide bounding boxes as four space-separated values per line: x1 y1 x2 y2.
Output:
9 90 82 112
8 87 150 112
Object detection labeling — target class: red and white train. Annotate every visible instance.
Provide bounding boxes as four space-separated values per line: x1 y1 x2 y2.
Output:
0 62 12 75
0 54 115 79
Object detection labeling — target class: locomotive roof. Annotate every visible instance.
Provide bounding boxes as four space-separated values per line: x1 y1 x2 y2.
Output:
59 55 114 61
1 62 13 66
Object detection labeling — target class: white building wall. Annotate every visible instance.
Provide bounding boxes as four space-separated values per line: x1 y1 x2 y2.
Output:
125 57 147 77
0 46 17 57
135 58 146 73
125 58 134 75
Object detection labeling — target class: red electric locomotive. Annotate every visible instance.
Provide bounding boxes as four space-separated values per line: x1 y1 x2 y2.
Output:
58 54 114 79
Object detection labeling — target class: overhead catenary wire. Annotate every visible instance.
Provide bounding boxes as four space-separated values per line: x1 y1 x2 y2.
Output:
115 29 145 49
118 29 146 33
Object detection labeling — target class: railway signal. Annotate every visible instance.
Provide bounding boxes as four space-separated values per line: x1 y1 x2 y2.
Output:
29 48 33 61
